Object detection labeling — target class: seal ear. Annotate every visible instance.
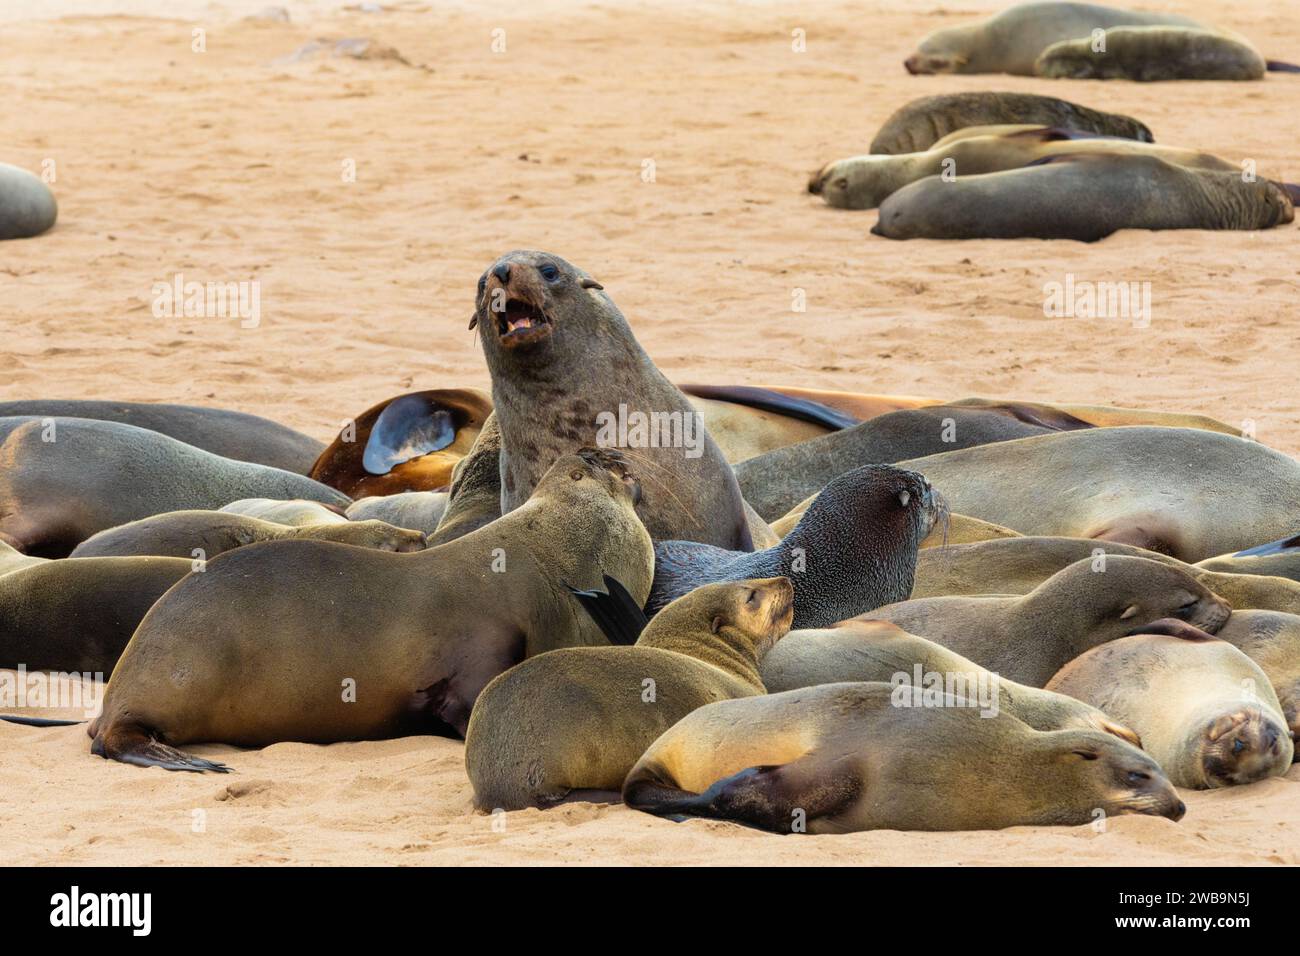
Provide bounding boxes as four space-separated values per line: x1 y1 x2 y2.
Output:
1119 604 1140 620
710 615 724 634
580 277 604 290
468 314 478 330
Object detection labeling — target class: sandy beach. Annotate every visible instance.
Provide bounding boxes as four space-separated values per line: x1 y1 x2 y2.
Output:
2 0 1298 865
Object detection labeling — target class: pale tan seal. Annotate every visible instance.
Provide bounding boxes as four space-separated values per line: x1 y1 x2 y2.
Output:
218 498 348 526
622 682 1184 832
464 577 793 810
858 555 1231 686
1046 631 1293 788
344 491 448 536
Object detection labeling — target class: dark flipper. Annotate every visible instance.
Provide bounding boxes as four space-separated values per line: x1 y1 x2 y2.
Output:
567 575 649 645
0 714 85 727
679 385 860 431
362 394 457 476
1233 532 1300 557
1266 60 1300 73
91 722 232 773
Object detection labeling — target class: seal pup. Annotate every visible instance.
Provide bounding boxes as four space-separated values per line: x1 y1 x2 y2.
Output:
760 619 1141 744
1046 632 1293 788
218 498 347 526
464 577 794 810
868 91 1154 154
308 388 492 498
873 154 1294 241
0 417 349 556
70 511 426 559
473 250 752 550
345 491 448 536
1198 533 1300 584
859 555 1231 686
735 401 1092 520
0 400 323 472
623 683 1184 832
649 466 940 629
1036 27 1266 80
88 449 653 771
0 162 58 239
897 426 1300 562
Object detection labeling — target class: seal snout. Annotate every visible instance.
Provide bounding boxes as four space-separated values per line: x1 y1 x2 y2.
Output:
480 257 555 350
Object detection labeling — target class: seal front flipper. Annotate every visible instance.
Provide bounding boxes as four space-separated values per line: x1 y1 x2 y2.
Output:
1232 532 1300 558
0 715 84 727
91 721 231 773
567 575 648 645
1266 60 1300 72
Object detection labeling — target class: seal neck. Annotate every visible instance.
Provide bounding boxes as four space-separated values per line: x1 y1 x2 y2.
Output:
645 622 767 689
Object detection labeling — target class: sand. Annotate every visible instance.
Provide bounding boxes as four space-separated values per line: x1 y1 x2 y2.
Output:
1 0 1297 865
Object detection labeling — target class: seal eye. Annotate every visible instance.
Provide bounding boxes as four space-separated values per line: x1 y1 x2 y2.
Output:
834 178 848 190
570 469 584 481
745 589 758 606
1126 771 1149 784
898 490 910 508
539 263 561 282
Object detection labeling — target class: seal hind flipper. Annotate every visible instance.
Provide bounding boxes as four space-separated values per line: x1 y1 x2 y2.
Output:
567 575 649 645
91 723 231 773
1232 532 1300 557
0 714 85 727
678 385 860 431
362 394 458 476
1266 60 1300 72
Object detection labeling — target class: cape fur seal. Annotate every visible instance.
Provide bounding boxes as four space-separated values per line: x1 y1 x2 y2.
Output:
623 682 1184 832
858 555 1231 686
897 426 1300 562
218 498 347 526
0 162 58 239
1046 632 1293 788
760 619 1141 745
872 154 1294 242
428 413 503 546
88 449 653 771
0 400 323 473
868 92 1153 155
308 388 492 498
1198 533 1300 584
344 491 448 536
735 401 1093 520
0 417 349 556
649 466 940 629
473 250 752 550
1036 27 1266 81
70 511 426 559
464 577 794 810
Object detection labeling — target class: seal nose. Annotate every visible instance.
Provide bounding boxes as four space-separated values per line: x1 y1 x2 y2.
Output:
492 262 511 285
1172 799 1187 821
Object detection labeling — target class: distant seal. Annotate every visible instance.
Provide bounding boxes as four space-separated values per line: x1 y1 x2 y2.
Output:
88 449 653 771
218 498 347 526
859 555 1231 686
0 400 323 472
897 426 1300 562
623 682 1184 832
0 417 349 556
70 511 426 559
1036 27 1266 80
308 388 492 498
345 492 448 536
760 619 1141 745
464 577 793 810
0 556 193 672
735 401 1093 519
1198 533 1300 584
1046 632 1293 788
649 466 940 629
473 250 752 549
0 162 57 239
868 91 1154 154
872 154 1294 241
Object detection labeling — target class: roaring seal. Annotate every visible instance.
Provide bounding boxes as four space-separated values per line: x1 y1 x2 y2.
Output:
0 400 323 472
218 498 347 526
760 619 1141 744
812 126 1235 210
0 162 58 239
308 388 492 498
88 450 653 771
649 466 940 629
1198 533 1300 584
70 511 426 559
872 154 1294 241
735 401 1093 520
859 555 1231 686
464 577 793 810
0 418 349 556
868 92 1153 154
903 2 1203 75
0 556 193 672
622 683 1184 832
1036 27 1266 80
911 535 1300 616
897 426 1300 562
1046 632 1293 788
473 250 752 549
345 491 448 536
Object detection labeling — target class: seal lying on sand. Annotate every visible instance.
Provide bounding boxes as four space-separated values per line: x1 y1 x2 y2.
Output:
0 162 58 239
0 400 323 472
868 91 1153 154
873 154 1294 241
760 619 1141 744
1046 631 1293 788
858 556 1232 686
1036 26 1267 80
88 450 652 771
0 418 349 556
622 683 1184 832
897 426 1300 562
70 511 426 559
649 466 939 629
464 577 793 810
473 250 752 549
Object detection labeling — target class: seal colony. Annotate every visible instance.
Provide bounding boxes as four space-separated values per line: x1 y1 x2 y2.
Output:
2 245 1299 846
